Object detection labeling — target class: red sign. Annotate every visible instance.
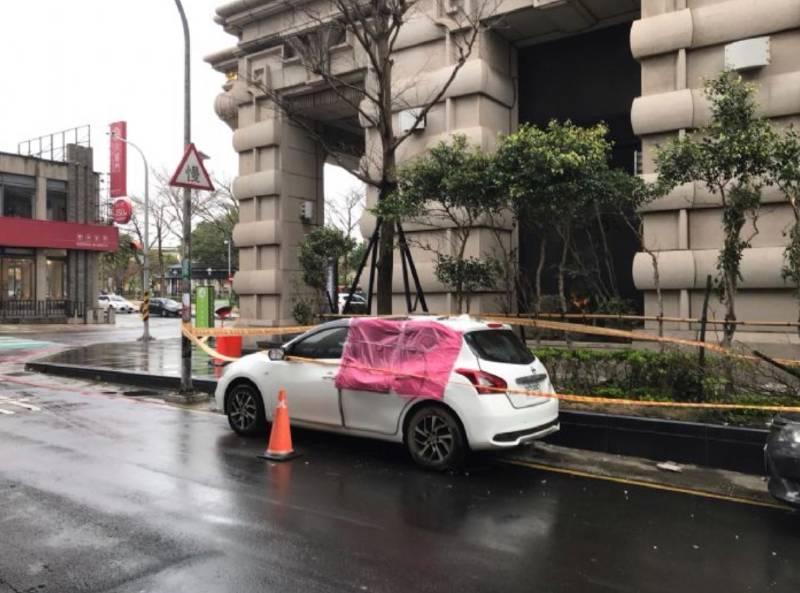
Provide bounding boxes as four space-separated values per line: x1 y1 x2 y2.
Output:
0 217 119 252
110 121 127 198
169 143 214 191
112 197 133 225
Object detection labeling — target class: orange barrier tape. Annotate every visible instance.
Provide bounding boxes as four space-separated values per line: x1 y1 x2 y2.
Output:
182 319 800 412
188 323 314 337
480 314 800 368
283 355 800 414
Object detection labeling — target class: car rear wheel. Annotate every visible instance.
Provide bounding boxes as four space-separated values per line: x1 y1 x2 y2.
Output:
226 382 266 437
405 405 466 471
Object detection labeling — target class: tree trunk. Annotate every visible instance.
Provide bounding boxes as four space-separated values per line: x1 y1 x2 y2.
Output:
374 26 396 316
558 226 570 315
535 234 546 315
595 202 618 298
723 274 737 347
376 183 396 314
558 226 572 346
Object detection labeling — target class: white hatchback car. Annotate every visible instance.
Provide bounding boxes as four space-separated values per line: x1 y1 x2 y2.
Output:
215 316 559 469
97 294 135 313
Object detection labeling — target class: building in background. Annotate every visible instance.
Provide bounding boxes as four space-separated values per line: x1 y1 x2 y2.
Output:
0 143 118 323
208 0 800 348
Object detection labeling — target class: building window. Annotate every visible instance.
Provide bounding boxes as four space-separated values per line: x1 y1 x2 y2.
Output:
1 255 35 300
46 258 67 299
0 174 36 219
47 180 68 221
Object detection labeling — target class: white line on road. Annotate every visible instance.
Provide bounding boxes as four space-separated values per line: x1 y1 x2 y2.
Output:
0 408 15 415
0 397 41 411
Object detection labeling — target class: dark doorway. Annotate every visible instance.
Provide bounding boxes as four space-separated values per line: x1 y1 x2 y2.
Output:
517 22 642 313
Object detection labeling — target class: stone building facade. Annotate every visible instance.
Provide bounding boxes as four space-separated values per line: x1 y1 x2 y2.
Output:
0 146 117 323
208 0 800 344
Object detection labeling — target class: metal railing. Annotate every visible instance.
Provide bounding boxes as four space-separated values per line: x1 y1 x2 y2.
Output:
17 125 91 162
0 300 85 320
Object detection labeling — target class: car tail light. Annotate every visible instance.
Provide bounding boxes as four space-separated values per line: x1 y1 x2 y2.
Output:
455 368 507 394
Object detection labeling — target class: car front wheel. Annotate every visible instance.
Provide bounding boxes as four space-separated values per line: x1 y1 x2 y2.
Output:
226 382 266 437
405 405 466 471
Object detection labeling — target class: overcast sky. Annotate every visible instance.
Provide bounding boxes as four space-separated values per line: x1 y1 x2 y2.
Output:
0 0 362 232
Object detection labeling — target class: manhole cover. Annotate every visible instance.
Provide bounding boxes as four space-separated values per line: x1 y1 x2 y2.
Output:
122 390 160 397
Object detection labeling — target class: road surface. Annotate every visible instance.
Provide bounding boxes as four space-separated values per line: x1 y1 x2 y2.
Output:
0 372 798 593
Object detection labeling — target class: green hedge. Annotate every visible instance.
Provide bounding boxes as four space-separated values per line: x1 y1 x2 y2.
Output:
532 346 800 426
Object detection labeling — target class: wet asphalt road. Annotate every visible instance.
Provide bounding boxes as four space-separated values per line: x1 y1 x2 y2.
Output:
1 376 799 593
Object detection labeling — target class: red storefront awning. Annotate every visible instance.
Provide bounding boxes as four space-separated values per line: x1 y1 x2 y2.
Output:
0 217 119 252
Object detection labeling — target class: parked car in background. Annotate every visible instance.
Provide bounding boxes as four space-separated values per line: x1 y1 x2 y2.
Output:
765 413 800 507
216 316 559 470
97 294 135 314
149 297 181 317
338 293 367 314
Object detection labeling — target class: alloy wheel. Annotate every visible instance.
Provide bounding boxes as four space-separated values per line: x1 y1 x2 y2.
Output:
411 414 456 464
229 388 258 431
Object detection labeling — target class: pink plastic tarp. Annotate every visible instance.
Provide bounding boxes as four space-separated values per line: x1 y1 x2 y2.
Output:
334 318 463 399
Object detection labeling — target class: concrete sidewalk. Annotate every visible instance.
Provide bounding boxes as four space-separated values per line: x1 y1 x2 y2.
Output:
26 338 220 393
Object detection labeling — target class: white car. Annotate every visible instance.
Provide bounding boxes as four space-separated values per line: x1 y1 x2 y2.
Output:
215 316 559 469
97 294 135 313
337 292 367 313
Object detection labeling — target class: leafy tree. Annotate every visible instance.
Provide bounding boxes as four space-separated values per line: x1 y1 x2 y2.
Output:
434 255 502 314
298 226 356 314
768 128 800 330
100 232 139 294
495 121 623 315
191 219 238 270
379 136 503 313
655 71 776 346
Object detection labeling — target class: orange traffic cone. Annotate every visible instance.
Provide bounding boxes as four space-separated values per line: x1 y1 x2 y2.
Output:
258 389 300 461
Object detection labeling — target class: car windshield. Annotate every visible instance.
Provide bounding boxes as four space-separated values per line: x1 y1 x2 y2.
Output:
464 329 534 365
164 299 179 306
110 296 124 302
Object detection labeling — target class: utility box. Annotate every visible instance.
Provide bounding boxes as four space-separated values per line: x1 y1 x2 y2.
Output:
195 285 215 329
725 37 771 71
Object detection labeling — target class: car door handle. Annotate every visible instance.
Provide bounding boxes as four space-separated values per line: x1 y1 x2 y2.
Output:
322 374 336 381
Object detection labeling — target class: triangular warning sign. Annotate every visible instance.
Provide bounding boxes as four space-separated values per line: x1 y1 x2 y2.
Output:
169 143 215 191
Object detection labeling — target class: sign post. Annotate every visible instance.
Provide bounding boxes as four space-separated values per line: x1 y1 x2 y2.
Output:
170 143 214 393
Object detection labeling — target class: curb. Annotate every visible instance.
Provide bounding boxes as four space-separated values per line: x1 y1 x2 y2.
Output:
25 361 216 395
549 410 768 476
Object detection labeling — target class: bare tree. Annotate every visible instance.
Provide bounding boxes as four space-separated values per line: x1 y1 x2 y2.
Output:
326 187 365 239
242 0 500 313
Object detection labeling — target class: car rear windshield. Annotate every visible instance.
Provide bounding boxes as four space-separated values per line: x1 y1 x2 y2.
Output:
464 329 534 364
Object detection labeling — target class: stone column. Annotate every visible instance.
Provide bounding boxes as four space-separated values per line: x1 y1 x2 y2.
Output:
231 109 325 326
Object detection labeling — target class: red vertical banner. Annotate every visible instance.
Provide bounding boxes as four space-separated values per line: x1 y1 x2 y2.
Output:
109 121 127 198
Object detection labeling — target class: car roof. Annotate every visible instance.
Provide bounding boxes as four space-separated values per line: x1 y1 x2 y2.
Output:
314 315 509 333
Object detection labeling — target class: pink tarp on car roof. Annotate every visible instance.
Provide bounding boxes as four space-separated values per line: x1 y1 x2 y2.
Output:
334 318 463 399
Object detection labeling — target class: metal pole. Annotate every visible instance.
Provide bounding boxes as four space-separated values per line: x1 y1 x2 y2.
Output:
174 0 193 392
227 239 232 278
111 134 152 342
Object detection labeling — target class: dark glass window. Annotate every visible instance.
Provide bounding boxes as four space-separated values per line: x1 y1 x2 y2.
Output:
3 185 34 218
464 330 534 364
290 327 349 359
47 180 68 221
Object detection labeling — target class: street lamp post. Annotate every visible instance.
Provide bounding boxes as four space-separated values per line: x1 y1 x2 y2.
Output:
174 0 193 393
224 239 231 278
110 132 152 342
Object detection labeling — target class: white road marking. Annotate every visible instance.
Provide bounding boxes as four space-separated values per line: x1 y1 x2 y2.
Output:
0 408 15 415
0 400 41 411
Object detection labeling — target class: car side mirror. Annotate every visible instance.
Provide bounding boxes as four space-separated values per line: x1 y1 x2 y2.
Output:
267 348 285 361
